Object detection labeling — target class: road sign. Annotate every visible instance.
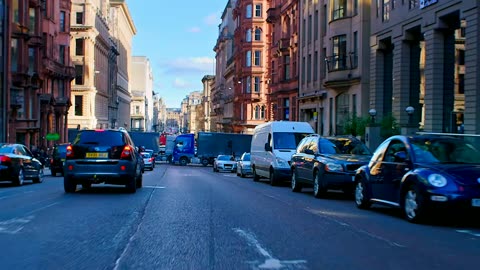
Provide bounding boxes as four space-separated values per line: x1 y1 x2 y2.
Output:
46 133 60 141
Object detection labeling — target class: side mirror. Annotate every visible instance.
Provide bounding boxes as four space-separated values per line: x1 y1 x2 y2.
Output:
264 143 272 152
305 149 315 155
394 151 408 162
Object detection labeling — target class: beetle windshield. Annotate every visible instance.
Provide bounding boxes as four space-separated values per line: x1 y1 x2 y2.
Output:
411 137 480 164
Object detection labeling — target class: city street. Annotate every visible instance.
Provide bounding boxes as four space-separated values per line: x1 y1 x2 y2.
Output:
0 163 479 270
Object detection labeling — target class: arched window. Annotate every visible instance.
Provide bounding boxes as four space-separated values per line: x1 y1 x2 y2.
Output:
260 105 266 119
254 105 260 120
254 28 261 41
246 29 252 42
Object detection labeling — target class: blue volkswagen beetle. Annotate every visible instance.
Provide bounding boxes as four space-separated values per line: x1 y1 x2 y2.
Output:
354 134 480 223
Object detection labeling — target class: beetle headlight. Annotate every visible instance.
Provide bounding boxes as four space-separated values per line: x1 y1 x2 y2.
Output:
427 174 447 188
325 163 343 172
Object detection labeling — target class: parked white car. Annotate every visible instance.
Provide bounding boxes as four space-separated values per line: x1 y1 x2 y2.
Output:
213 155 237 172
236 152 252 178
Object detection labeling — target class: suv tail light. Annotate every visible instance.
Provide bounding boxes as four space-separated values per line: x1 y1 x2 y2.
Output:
120 145 133 160
0 155 11 163
66 145 74 158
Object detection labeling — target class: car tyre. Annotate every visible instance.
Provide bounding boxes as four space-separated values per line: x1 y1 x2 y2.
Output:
33 168 44 183
14 168 25 186
355 179 371 209
269 170 278 186
125 176 137 193
313 171 328 198
179 157 188 166
253 168 260 182
291 169 302 192
201 158 209 167
64 176 77 193
403 184 427 223
136 173 143 188
240 169 245 178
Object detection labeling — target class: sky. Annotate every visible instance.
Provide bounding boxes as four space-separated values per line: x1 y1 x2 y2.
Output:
128 0 228 108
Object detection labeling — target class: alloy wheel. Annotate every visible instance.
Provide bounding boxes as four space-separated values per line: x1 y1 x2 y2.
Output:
404 190 418 220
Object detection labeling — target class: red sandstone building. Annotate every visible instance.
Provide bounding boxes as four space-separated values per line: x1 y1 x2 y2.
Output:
5 0 73 148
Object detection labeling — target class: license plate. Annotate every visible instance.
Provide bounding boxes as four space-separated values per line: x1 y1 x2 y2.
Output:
86 152 108 158
472 199 480 207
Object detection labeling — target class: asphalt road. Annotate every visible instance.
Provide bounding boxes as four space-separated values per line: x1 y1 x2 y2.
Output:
0 163 479 270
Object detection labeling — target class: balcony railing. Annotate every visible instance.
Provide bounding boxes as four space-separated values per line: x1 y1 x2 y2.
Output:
325 52 358 72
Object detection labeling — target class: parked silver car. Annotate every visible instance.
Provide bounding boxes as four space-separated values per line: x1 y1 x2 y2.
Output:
236 152 252 178
213 155 237 172
141 152 155 170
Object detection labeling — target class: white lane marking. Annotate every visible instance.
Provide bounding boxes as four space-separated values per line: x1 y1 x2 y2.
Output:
305 208 405 248
25 202 60 215
264 194 292 206
143 185 166 189
234 228 307 269
0 191 34 200
456 230 480 238
0 216 34 235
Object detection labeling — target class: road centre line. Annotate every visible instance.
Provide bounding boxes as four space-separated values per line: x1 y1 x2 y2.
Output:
456 230 480 238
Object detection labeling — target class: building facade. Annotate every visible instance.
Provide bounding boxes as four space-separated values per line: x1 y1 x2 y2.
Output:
370 0 478 134
165 108 181 134
7 0 74 148
186 91 203 134
201 75 214 132
130 56 153 131
232 0 271 134
266 0 299 122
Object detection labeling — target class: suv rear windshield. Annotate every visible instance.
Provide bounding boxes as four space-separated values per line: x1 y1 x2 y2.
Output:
74 130 125 146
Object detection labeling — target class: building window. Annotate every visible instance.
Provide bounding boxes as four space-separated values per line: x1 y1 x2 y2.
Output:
254 105 260 120
383 0 390 22
246 50 252 67
457 49 465 65
313 51 318 81
283 55 290 81
314 10 319 40
246 29 252 42
322 5 327 35
302 19 306 44
308 15 312 43
458 74 465 94
331 34 347 70
58 80 65 97
284 98 290 120
29 8 36 34
271 61 275 84
59 45 65 64
409 0 418 9
254 29 262 41
302 57 306 84
255 4 262 17
76 12 84 24
332 0 347 20
353 31 358 68
246 4 252 18
11 39 19 72
254 76 261 93
75 95 83 116
12 0 19 23
245 77 252 93
254 50 261 66
60 11 66 32
134 105 140 114
75 65 84 85
260 106 266 119
307 54 312 82
76 39 84 56
354 0 359 15
28 47 36 74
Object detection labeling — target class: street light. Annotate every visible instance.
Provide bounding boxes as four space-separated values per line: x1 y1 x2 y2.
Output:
405 106 414 125
369 108 377 124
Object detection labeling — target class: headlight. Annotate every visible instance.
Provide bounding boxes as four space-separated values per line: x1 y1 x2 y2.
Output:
427 174 448 187
325 163 343 172
276 158 289 167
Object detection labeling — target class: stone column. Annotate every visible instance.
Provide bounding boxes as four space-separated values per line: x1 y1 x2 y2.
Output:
423 29 447 132
369 43 385 119
392 39 412 127
463 6 480 134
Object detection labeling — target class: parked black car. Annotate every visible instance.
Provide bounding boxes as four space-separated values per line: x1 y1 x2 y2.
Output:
290 135 372 197
0 143 44 185
354 134 480 223
63 128 143 193
50 143 69 176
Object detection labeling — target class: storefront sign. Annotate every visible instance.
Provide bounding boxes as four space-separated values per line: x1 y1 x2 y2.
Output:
420 0 438 9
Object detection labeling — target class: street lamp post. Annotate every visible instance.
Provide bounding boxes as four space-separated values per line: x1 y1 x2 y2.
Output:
369 108 377 124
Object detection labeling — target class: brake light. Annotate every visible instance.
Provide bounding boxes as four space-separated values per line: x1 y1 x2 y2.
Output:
120 145 132 160
66 145 74 158
149 157 154 162
0 155 11 163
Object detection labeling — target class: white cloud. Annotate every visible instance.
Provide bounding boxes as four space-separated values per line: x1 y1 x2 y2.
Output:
172 78 192 89
164 57 215 74
187 26 201 33
204 13 220 26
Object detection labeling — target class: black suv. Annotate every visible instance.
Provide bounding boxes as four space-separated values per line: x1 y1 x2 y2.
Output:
50 143 69 176
290 135 372 198
63 128 143 193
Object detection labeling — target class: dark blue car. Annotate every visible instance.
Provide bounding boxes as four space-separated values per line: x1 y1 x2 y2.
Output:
354 134 480 223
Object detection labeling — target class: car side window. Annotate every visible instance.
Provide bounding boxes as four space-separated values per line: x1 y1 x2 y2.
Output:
384 140 407 163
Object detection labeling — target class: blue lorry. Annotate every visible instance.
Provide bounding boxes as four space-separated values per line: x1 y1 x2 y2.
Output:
172 132 253 166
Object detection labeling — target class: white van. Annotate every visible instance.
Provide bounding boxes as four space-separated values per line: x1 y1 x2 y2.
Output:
250 121 315 185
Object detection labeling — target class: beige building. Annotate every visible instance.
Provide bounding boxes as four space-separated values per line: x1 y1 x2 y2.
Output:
370 0 478 134
298 0 371 136
110 0 137 129
186 91 203 134
130 56 154 131
153 95 167 132
69 0 136 130
201 75 215 132
166 108 181 134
